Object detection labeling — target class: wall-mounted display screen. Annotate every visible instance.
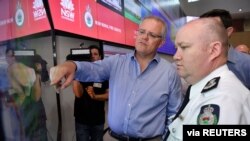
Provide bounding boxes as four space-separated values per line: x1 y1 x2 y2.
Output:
71 48 90 55
0 0 50 42
97 0 124 15
48 0 185 55
0 0 185 55
69 48 91 61
14 49 36 56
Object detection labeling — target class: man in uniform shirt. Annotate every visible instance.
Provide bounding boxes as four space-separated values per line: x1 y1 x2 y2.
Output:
166 17 250 141
50 15 183 141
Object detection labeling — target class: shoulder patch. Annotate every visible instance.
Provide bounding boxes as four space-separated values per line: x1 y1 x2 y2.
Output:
197 104 219 125
201 77 220 93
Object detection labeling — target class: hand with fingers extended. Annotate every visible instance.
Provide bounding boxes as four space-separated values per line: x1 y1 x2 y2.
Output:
50 61 77 90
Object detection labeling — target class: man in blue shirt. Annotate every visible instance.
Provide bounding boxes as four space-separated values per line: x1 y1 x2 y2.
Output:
200 9 250 89
50 15 183 140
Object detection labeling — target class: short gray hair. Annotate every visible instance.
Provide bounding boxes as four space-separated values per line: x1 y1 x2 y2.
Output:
141 15 167 39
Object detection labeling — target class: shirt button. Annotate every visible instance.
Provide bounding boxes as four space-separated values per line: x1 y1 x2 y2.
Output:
172 128 176 133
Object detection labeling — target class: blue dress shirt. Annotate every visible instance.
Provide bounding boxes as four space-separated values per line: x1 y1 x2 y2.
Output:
74 52 183 138
228 47 250 89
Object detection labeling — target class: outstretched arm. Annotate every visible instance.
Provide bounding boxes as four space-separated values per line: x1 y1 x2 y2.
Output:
50 61 77 90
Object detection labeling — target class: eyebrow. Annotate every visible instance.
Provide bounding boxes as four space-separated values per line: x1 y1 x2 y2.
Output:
176 41 190 46
138 29 162 35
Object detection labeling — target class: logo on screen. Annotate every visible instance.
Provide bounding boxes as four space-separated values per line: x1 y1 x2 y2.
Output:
84 5 93 28
33 0 46 21
60 0 75 22
15 1 24 27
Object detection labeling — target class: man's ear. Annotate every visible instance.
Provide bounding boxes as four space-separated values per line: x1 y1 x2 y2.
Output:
226 27 234 37
208 41 222 61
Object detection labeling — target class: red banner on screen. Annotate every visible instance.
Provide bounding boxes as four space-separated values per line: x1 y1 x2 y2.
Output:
96 3 125 44
48 0 134 46
80 0 98 38
49 0 80 34
0 0 50 42
0 0 12 41
10 0 30 39
27 0 50 35
124 18 138 47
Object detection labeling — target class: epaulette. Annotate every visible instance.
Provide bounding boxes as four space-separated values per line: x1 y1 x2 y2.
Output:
201 77 220 93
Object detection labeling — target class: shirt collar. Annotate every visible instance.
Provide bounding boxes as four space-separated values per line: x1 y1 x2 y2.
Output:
191 65 228 99
130 51 161 63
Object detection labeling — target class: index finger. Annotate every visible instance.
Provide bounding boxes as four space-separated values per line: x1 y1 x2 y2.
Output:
50 66 64 86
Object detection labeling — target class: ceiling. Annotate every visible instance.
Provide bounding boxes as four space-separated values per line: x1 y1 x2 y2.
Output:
179 0 250 19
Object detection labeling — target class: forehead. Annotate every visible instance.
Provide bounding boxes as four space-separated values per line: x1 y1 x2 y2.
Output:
237 45 249 50
175 22 204 45
140 19 162 30
91 48 99 54
176 25 194 41
239 45 248 48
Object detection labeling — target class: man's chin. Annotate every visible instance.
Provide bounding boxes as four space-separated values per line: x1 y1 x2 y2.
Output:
177 71 186 78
